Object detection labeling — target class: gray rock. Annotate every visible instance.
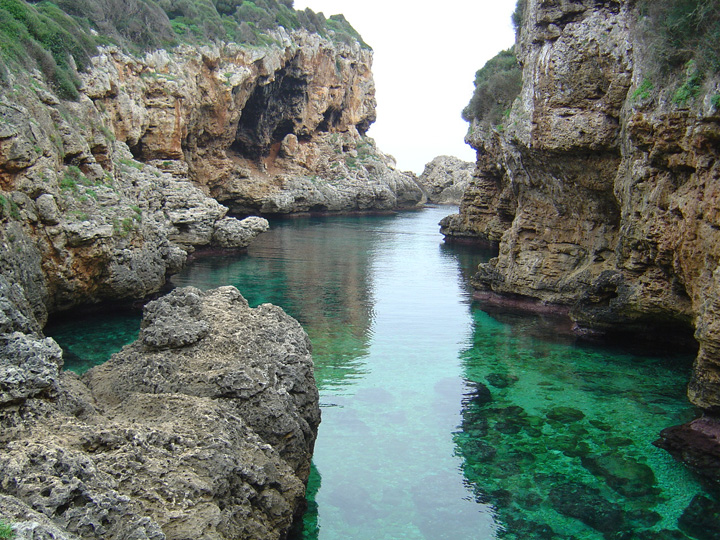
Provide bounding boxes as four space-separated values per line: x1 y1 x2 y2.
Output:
211 216 270 248
418 155 474 205
35 194 60 225
0 286 320 540
0 332 62 405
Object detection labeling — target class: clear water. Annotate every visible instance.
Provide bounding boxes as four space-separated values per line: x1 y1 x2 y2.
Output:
48 207 714 539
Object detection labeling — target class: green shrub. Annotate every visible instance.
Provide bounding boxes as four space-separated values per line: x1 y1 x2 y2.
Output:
673 61 703 104
0 519 14 540
511 0 526 32
638 0 720 73
462 48 522 126
631 77 654 101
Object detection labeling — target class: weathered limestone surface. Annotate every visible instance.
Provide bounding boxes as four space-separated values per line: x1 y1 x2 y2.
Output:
0 28 418 322
445 0 720 404
0 283 320 540
417 155 473 206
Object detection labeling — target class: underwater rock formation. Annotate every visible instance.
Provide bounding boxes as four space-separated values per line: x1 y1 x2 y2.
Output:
0 283 319 540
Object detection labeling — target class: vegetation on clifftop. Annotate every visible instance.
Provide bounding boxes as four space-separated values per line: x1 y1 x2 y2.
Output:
636 0 720 104
0 0 367 99
461 48 522 128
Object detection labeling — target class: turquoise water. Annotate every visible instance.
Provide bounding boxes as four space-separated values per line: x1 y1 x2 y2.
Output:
48 207 714 539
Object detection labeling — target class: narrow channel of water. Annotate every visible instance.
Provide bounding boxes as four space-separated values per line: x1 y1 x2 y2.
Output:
48 206 713 539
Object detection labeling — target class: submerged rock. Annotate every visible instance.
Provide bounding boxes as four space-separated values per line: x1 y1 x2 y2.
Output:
0 285 320 540
678 494 720 540
581 454 658 498
549 481 624 534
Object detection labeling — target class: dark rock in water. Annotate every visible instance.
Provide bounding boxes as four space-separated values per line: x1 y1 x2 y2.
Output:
465 439 497 463
549 481 624 533
631 531 691 540
606 436 634 448
464 381 493 407
581 454 658 498
590 419 613 432
486 373 518 388
517 491 543 509
678 494 720 540
654 416 720 491
490 488 513 508
501 515 557 540
495 420 522 435
461 411 490 437
547 406 586 424
626 509 662 528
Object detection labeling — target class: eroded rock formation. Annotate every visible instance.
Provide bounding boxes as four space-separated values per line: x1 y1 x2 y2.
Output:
443 0 720 469
417 155 473 206
0 27 420 323
0 282 320 540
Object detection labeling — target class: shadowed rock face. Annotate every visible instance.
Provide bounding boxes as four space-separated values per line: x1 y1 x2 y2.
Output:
0 283 320 540
444 0 720 413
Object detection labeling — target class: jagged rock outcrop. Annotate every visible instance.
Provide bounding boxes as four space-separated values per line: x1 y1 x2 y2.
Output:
0 283 320 540
0 27 418 322
444 0 720 481
417 155 473 205
0 83 268 321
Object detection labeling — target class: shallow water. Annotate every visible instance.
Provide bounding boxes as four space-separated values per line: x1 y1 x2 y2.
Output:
48 207 714 539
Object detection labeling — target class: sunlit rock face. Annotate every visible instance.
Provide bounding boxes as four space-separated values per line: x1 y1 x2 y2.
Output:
447 0 720 410
84 32 422 216
417 155 473 206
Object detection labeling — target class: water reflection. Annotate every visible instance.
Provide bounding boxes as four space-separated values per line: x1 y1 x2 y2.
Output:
172 215 384 390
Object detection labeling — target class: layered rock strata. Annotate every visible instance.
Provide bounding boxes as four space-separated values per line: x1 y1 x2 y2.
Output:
417 155 473 206
442 0 720 472
0 282 320 540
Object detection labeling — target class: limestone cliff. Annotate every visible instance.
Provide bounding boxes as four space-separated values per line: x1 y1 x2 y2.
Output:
443 0 720 414
0 282 320 540
0 24 420 322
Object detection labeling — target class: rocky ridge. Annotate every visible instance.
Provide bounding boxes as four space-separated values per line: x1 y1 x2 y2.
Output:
442 0 720 478
0 281 319 540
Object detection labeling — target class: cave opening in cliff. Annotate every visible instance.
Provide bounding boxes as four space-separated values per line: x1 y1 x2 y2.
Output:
233 67 308 161
317 107 341 133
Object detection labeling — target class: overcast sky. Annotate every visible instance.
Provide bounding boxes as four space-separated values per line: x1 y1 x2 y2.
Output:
294 0 518 174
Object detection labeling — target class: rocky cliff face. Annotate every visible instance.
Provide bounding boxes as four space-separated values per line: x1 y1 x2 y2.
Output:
417 155 473 206
0 28 421 323
0 282 320 540
443 0 720 414
83 32 422 216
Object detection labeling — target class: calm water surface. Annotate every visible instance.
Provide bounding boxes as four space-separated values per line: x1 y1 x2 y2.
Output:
49 206 712 539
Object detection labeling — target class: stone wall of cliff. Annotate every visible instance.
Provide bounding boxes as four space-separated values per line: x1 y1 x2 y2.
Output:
443 0 720 411
0 25 420 321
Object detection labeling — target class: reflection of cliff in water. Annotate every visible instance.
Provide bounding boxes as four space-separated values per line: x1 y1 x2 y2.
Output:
172 215 383 390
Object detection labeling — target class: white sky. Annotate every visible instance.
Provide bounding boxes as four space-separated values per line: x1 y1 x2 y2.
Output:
294 0 517 174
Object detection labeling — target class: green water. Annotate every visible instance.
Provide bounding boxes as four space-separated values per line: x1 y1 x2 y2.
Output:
48 206 715 539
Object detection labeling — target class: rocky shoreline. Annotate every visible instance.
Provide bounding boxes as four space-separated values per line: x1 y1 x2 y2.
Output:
0 282 319 540
441 0 720 486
